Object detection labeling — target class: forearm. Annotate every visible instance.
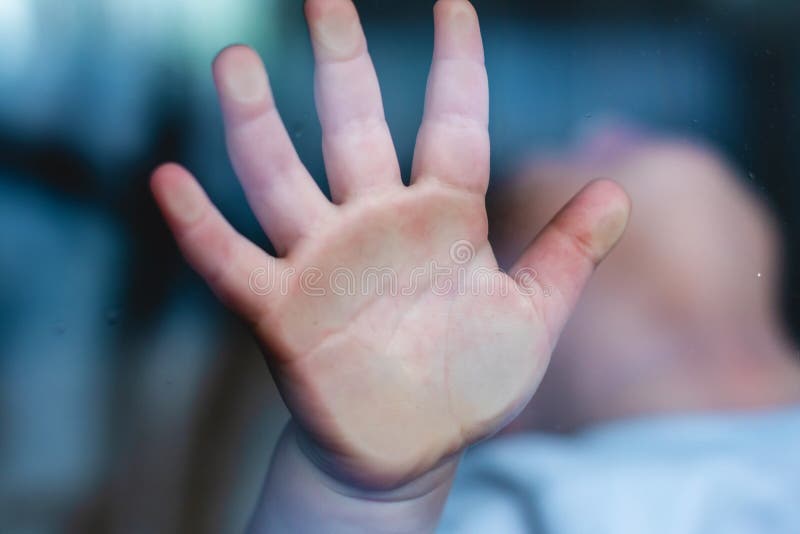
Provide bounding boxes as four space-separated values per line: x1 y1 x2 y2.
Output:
247 422 459 534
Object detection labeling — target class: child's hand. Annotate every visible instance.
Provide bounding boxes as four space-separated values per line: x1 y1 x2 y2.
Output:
151 0 629 493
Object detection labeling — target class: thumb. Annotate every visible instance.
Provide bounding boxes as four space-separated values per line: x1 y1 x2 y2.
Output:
510 178 631 345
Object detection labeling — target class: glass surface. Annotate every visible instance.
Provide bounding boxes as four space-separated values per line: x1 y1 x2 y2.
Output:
1 1 799 532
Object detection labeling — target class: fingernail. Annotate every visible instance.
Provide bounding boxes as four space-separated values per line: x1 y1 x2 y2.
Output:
596 209 629 253
166 176 205 225
311 9 362 59
592 196 631 259
221 50 268 103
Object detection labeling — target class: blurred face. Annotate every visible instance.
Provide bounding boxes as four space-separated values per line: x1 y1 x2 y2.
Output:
488 129 781 430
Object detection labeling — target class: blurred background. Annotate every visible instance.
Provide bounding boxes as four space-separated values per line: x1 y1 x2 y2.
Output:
1 0 800 532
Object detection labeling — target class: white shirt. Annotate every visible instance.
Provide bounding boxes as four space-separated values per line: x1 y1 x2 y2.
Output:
441 407 800 533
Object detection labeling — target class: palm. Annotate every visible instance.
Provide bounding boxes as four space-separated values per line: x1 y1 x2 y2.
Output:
152 0 629 490
262 182 547 486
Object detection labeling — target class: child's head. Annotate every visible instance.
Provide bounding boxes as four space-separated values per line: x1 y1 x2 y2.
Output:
489 128 798 431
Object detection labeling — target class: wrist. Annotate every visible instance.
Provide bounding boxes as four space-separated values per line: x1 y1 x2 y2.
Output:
248 420 460 534
293 421 461 500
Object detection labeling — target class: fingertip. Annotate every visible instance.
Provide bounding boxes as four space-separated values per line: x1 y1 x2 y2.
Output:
150 162 184 197
432 0 483 61
304 0 357 23
212 44 259 80
434 0 478 19
577 178 632 261
213 43 245 65
212 44 270 106
151 161 185 177
150 163 207 226
586 178 632 215
303 0 329 22
304 0 364 62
